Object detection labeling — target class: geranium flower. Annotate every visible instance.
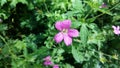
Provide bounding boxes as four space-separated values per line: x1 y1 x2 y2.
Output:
44 61 52 66
54 20 79 46
53 64 59 68
112 26 120 35
43 56 52 66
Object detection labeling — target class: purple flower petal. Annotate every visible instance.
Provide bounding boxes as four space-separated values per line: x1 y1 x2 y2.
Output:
55 21 63 31
114 30 120 35
43 56 51 61
112 26 120 35
53 64 59 68
112 26 117 30
68 29 79 37
117 26 120 30
63 34 72 46
61 20 71 29
44 61 52 66
99 3 107 8
54 32 63 43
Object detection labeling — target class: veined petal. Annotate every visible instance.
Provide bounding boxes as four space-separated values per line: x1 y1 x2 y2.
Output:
112 26 117 30
68 29 79 37
61 20 71 29
112 26 120 35
54 32 63 43
44 61 52 66
63 34 72 46
55 21 63 31
114 30 120 35
117 26 120 30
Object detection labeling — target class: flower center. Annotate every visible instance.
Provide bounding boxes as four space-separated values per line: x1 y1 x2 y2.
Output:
62 29 68 33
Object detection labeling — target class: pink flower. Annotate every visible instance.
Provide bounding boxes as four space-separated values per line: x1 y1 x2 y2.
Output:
53 64 59 68
112 26 120 35
44 61 52 66
43 56 52 66
43 56 51 61
99 3 107 8
54 20 79 46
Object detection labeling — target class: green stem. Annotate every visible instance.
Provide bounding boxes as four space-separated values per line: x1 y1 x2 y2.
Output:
109 2 120 11
93 2 120 19
84 2 120 20
84 9 93 19
0 35 7 45
93 50 120 61
43 1 50 14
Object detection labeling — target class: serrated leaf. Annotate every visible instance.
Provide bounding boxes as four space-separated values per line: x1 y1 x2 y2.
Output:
71 0 84 12
72 46 80 62
80 24 88 45
57 48 65 54
14 40 26 51
85 1 100 10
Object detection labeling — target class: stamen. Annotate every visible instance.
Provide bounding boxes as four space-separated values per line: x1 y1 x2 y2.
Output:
62 29 68 33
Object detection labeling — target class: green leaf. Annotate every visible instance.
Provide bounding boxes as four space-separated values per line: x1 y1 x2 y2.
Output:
86 17 96 23
0 12 10 19
28 3 34 10
64 63 74 68
26 55 37 62
10 0 18 7
71 0 84 12
57 48 65 54
18 0 28 5
72 46 84 63
10 0 28 7
14 40 26 51
0 0 7 6
11 58 26 68
72 46 80 62
71 21 81 28
29 46 49 58
0 24 7 32
85 1 100 11
1 44 9 55
80 24 88 45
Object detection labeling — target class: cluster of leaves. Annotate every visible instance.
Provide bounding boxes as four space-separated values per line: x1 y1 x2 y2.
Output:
0 0 120 68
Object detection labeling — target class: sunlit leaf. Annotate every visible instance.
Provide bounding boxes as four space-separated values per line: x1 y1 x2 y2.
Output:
0 0 7 6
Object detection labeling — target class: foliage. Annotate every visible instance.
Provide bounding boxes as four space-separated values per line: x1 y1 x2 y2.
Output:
0 0 120 68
